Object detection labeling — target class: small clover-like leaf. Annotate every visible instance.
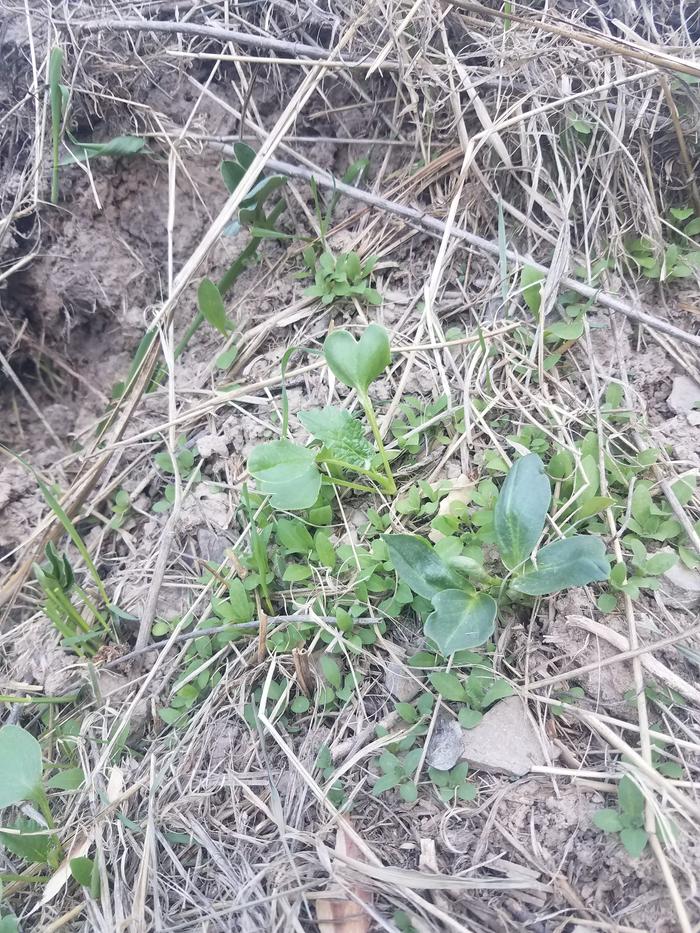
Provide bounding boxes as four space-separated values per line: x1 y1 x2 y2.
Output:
494 453 551 569
0 726 44 809
323 323 390 395
298 406 373 467
247 440 320 510
510 535 610 596
384 534 464 600
425 589 497 655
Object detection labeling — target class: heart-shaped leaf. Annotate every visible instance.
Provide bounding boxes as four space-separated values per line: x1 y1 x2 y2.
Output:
511 535 610 596
299 406 373 467
248 440 320 510
425 589 497 655
323 324 390 396
197 278 231 336
494 453 551 569
384 534 464 600
0 726 44 809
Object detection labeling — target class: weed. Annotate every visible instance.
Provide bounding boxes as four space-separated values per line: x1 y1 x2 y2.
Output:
429 761 477 803
385 453 610 656
248 323 396 509
373 748 422 802
593 775 649 858
300 249 381 306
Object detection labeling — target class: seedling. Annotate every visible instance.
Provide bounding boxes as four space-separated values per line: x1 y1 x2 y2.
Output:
428 668 513 728
108 489 131 530
373 748 422 802
429 761 477 803
33 543 108 654
300 249 381 306
385 453 610 656
248 324 396 509
593 775 648 858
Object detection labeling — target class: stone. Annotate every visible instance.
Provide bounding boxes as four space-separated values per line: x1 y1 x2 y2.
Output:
426 715 463 771
668 375 700 415
461 696 552 777
196 433 229 460
660 562 700 610
385 660 421 702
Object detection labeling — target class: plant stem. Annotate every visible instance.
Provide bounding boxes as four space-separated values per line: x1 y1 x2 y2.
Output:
175 200 286 360
318 456 390 489
49 48 63 204
360 395 396 494
322 476 377 495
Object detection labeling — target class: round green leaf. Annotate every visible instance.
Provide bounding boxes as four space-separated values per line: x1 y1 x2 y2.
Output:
247 440 321 510
323 323 390 394
425 590 497 655
494 454 551 569
0 726 44 808
620 827 649 859
593 808 623 833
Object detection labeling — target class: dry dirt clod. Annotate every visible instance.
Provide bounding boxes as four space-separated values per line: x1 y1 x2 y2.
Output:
667 375 700 415
385 659 421 702
460 696 553 777
660 562 700 610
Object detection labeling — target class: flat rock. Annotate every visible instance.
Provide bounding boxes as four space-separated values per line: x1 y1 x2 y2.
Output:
461 696 552 777
426 715 463 771
661 562 700 610
668 375 700 415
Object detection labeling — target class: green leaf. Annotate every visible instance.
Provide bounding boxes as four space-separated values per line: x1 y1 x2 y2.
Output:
458 707 483 729
597 593 618 613
291 695 310 713
0 726 44 808
494 454 551 569
684 217 700 236
395 703 419 723
373 772 401 795
60 135 145 165
428 672 466 702
644 551 678 575
384 534 463 599
276 518 314 554
670 207 694 220
216 345 238 369
618 775 645 823
298 406 373 467
248 440 320 510
457 782 477 801
0 916 19 933
620 827 648 858
593 808 623 833
399 782 418 803
0 817 52 863
323 323 391 395
521 265 544 316
46 767 84 791
70 855 100 896
314 530 336 569
320 655 342 688
481 679 514 707
425 590 497 655
283 563 312 582
511 536 609 596
197 278 230 336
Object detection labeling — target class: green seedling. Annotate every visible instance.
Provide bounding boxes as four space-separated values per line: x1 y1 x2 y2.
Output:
373 748 422 802
152 436 200 513
598 539 678 612
248 324 396 509
108 489 131 530
626 206 700 281
429 761 477 803
385 453 610 656
69 856 100 898
315 745 345 807
593 775 649 858
393 910 418 933
0 726 62 871
428 667 513 728
300 249 381 306
33 543 108 655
